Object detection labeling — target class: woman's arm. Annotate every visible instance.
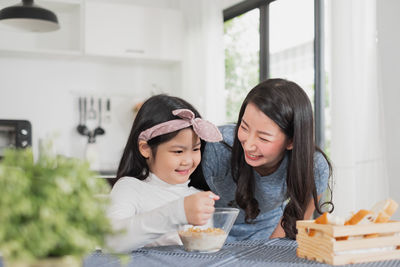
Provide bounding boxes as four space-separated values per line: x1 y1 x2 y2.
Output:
269 195 321 239
269 218 285 238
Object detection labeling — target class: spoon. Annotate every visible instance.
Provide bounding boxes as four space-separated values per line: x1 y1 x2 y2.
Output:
94 98 105 136
77 97 89 135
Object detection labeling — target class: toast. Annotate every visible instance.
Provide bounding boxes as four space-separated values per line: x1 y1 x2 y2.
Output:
344 209 373 225
370 198 398 223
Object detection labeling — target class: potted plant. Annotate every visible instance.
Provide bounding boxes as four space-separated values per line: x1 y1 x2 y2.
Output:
0 147 112 267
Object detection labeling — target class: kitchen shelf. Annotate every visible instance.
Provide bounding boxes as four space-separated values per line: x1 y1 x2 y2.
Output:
0 0 183 63
84 1 183 62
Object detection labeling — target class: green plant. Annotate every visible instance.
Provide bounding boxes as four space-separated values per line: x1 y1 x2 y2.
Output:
0 148 112 262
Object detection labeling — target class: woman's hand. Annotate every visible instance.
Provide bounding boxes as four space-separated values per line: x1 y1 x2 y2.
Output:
184 191 220 225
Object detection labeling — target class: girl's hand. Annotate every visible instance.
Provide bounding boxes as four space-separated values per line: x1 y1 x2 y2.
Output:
184 191 220 225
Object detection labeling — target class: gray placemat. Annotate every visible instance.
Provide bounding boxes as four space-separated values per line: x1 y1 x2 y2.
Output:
82 239 400 267
82 251 121 267
127 239 400 267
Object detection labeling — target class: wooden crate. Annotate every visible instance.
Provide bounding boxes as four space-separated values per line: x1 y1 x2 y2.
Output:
296 220 400 265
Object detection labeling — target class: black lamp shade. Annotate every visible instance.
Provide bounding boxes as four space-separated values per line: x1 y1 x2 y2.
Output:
0 0 59 32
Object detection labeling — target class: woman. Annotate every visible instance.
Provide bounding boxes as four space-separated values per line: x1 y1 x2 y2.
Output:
201 78 333 241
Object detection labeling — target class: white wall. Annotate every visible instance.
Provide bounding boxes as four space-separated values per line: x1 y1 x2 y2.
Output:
377 0 400 220
0 0 227 172
0 54 180 171
0 0 187 172
179 0 225 126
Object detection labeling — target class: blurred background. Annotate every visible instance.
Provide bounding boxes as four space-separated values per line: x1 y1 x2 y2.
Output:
0 0 399 219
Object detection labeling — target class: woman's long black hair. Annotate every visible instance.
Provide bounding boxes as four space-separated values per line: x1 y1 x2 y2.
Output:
231 78 333 239
111 94 210 191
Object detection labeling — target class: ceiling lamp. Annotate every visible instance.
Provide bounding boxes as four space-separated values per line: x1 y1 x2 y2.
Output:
0 0 59 32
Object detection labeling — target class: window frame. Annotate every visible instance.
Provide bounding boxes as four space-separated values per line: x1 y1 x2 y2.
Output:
223 0 325 148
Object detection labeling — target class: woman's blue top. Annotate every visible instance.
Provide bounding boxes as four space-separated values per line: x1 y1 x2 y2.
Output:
202 124 330 241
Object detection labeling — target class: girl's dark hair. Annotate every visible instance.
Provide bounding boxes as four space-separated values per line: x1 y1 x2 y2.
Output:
231 78 333 239
111 94 210 191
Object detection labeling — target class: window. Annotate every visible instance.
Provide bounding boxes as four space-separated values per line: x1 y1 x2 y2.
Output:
224 0 326 149
269 0 314 103
224 8 260 123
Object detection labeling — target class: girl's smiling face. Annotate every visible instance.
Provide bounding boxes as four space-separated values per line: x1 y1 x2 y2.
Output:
146 128 201 184
237 102 293 176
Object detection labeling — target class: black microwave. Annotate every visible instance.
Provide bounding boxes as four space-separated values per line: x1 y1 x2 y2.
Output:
0 120 32 159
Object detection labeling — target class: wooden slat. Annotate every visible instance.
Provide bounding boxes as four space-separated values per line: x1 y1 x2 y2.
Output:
332 222 400 237
333 235 400 251
297 220 400 237
297 220 333 236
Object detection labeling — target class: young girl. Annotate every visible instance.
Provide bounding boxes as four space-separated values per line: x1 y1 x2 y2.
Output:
202 78 333 241
107 94 222 253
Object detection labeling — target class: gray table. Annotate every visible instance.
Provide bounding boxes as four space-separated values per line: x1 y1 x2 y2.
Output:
82 239 400 267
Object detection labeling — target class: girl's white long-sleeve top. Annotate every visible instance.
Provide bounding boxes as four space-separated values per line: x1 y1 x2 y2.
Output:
106 173 200 253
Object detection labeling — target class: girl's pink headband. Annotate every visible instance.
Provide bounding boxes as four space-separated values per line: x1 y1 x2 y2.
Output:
138 109 223 142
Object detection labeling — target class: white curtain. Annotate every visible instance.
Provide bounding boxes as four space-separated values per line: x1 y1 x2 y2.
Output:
329 0 389 217
178 0 226 125
377 0 400 221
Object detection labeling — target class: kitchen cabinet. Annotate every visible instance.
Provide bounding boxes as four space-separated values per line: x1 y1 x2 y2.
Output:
0 0 183 62
0 0 82 55
84 2 183 62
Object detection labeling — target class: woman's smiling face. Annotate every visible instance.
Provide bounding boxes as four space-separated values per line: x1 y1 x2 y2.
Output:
237 102 293 176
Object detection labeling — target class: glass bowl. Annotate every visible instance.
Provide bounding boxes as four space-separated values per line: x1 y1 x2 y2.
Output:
178 207 239 253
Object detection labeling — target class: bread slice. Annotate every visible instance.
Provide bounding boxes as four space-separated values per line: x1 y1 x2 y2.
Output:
314 212 329 224
363 199 399 238
370 198 398 223
344 209 374 225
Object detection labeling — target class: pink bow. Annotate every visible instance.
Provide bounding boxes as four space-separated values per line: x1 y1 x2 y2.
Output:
138 109 222 142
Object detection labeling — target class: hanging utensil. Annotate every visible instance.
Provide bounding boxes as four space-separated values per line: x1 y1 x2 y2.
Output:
84 97 88 125
104 98 111 123
94 98 105 137
87 96 97 120
77 97 88 136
